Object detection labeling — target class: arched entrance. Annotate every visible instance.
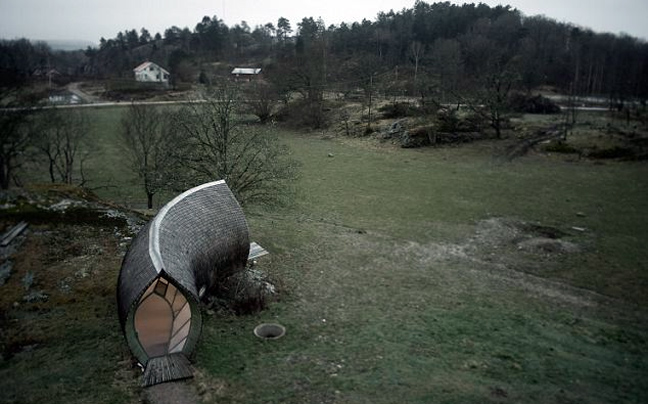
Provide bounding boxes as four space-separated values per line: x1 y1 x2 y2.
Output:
134 277 192 358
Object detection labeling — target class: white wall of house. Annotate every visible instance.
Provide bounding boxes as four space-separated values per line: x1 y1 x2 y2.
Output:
134 63 170 84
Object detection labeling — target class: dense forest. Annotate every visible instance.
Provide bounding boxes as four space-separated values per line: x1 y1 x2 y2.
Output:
1 1 647 103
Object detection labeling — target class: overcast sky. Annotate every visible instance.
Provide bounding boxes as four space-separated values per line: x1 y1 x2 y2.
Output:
1 0 646 44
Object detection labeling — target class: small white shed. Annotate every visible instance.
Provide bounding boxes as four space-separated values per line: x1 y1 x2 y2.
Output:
231 67 262 81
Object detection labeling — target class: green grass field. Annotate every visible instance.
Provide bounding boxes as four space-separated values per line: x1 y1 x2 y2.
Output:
206 131 648 404
3 106 647 403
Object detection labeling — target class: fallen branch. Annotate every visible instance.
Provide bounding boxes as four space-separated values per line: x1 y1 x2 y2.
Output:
1 221 28 247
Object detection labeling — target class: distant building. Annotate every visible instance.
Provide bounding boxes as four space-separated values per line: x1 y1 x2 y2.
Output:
48 90 81 105
32 68 61 78
133 61 170 84
231 67 262 81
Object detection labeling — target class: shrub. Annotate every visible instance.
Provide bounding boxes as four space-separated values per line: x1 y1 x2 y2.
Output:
378 102 419 119
435 109 485 133
401 126 433 148
589 147 635 159
509 93 561 114
463 112 488 132
275 99 331 129
202 266 275 316
230 283 267 315
435 109 461 132
544 141 581 154
400 124 482 148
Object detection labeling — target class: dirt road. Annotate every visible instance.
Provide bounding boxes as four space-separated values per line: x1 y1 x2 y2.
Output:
66 82 102 103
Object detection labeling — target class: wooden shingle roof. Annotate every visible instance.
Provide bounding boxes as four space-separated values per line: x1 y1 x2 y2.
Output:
116 180 251 383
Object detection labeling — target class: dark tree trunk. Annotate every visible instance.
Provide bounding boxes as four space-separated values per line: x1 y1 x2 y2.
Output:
0 159 9 190
49 160 55 183
147 192 154 209
492 112 502 139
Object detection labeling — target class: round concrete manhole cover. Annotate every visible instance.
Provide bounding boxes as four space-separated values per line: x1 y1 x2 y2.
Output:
254 323 286 340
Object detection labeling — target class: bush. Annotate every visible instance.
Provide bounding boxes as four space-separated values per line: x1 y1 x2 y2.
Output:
400 124 482 148
202 266 275 316
509 93 561 114
379 102 418 119
544 141 581 154
275 99 331 129
435 109 461 132
403 126 434 148
589 147 635 159
230 283 268 315
435 131 482 144
463 112 488 132
435 109 485 133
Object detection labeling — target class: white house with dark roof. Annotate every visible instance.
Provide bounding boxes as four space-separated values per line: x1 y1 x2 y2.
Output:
133 61 170 84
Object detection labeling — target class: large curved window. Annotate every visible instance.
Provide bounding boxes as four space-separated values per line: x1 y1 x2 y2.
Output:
134 277 191 358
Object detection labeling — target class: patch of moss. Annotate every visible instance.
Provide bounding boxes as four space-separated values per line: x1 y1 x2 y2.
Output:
589 146 635 159
2 205 127 228
544 141 581 154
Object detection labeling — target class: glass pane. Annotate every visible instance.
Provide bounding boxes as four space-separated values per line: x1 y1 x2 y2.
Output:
168 336 186 353
141 281 156 301
134 293 173 357
173 303 191 335
172 294 186 315
154 280 167 296
165 282 177 303
169 321 190 353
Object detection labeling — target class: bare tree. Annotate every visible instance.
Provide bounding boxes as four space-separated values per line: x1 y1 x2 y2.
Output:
0 109 31 189
120 103 174 209
480 66 518 139
0 87 39 189
355 55 382 133
172 85 298 205
562 81 579 140
35 108 89 185
244 81 278 124
409 41 424 87
458 42 521 139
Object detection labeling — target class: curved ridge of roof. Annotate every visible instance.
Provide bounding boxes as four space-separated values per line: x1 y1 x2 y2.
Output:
148 180 225 273
118 179 250 329
117 180 251 382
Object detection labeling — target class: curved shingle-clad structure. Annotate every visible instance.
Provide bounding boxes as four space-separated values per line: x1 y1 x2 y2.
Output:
117 180 250 386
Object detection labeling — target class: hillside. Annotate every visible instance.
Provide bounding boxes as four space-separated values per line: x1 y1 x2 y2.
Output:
1 118 647 402
2 1 647 105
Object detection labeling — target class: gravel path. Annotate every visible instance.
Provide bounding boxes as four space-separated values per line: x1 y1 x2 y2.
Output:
144 381 200 404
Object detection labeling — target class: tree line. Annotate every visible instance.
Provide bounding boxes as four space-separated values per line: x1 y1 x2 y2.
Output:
2 1 647 200
2 1 646 103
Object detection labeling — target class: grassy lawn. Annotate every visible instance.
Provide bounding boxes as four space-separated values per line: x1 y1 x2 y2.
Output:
197 131 647 403
22 106 174 209
2 106 647 403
